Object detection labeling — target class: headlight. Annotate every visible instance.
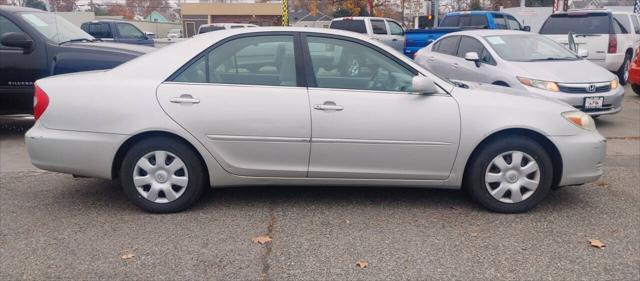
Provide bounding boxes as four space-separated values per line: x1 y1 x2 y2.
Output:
562 111 597 131
611 78 619 90
517 76 560 92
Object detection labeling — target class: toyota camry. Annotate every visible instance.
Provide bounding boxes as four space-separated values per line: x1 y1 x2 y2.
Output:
26 28 606 213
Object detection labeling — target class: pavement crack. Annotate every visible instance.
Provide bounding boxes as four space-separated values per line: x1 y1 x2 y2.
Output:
260 206 276 281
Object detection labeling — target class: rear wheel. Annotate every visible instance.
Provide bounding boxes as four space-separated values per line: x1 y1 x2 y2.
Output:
632 84 640 96
120 137 206 213
465 136 553 213
617 54 631 85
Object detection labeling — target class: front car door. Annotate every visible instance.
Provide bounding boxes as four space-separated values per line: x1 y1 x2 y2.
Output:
157 33 311 177
369 19 390 44
0 13 48 115
451 35 497 83
302 34 460 180
115 22 152 45
386 19 405 52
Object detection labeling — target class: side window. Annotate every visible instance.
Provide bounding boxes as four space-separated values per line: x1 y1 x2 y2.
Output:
613 18 628 34
387 21 404 36
457 36 484 58
505 15 521 30
633 16 640 34
434 36 460 56
116 23 145 39
493 14 508 29
306 36 414 92
370 20 387 35
440 15 460 27
173 35 297 87
0 16 24 49
614 15 631 34
88 23 112 38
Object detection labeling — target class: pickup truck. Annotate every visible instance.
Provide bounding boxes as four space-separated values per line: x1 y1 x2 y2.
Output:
329 17 405 52
404 11 530 58
81 20 155 47
0 6 154 115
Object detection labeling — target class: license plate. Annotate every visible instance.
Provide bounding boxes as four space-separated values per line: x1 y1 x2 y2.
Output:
584 96 604 109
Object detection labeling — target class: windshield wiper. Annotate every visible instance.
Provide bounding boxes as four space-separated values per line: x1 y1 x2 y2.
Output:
59 38 95 45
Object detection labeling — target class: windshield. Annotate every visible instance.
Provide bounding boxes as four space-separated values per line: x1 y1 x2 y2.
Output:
19 12 93 44
483 34 579 62
539 13 611 34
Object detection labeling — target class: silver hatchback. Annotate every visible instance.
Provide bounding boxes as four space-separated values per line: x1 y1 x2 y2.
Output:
415 30 624 116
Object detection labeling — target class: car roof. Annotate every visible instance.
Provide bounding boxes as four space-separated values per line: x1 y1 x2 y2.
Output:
446 29 529 37
445 10 500 16
0 5 47 13
553 9 612 15
332 16 397 21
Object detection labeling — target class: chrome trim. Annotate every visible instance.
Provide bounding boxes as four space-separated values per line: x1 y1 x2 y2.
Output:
207 135 310 143
313 138 452 146
556 82 611 87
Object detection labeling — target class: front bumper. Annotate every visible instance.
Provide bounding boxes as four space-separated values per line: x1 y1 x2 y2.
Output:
550 130 606 186
523 85 624 116
25 122 126 179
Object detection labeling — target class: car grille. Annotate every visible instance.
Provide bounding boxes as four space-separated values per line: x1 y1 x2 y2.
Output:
557 82 611 94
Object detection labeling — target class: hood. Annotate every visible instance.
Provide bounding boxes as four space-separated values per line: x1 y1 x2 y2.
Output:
509 59 615 83
64 41 157 56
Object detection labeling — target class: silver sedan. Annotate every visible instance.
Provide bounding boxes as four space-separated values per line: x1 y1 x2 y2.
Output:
26 27 606 213
414 30 624 116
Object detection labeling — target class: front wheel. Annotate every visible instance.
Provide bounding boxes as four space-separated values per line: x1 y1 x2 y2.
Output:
120 137 207 213
465 136 553 213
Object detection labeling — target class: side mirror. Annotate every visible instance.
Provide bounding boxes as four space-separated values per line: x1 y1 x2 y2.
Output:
412 76 438 95
464 51 481 67
0 32 33 53
577 49 589 58
522 26 531 32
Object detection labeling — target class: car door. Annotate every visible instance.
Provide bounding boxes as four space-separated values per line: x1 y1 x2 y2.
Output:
369 19 390 44
451 36 496 83
0 14 48 114
386 19 405 52
157 33 312 177
114 22 152 45
303 34 460 180
424 36 461 80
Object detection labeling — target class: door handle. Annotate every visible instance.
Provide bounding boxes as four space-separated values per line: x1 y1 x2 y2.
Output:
313 102 343 111
170 94 200 104
392 38 398 41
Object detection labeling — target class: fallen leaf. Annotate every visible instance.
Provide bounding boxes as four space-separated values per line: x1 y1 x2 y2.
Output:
596 181 609 188
588 239 606 249
251 235 272 245
355 260 368 269
120 253 135 260
470 232 479 237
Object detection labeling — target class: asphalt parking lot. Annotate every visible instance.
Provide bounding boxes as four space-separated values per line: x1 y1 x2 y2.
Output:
1 87 639 280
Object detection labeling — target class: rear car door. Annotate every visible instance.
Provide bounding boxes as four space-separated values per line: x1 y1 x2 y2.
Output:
386 20 405 52
0 13 48 115
303 34 460 180
157 33 312 177
424 36 461 79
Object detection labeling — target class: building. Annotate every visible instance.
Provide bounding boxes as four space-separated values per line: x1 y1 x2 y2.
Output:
180 2 283 37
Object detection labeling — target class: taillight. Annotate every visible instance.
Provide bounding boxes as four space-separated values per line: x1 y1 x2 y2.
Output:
33 83 49 120
608 34 617 54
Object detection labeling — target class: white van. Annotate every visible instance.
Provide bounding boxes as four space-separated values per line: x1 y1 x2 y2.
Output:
197 23 258 34
540 9 640 84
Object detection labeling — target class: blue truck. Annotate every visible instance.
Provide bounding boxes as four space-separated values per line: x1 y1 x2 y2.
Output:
81 20 155 47
404 11 530 58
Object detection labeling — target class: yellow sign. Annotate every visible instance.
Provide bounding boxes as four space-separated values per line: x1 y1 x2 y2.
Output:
282 0 289 26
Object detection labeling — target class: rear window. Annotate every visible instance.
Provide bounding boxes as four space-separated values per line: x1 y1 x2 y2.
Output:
539 13 611 34
440 15 459 27
330 19 367 34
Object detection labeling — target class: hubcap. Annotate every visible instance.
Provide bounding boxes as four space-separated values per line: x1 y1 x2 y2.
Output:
133 151 188 204
485 151 540 204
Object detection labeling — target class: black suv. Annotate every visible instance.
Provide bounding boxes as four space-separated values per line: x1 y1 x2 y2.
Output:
0 6 155 115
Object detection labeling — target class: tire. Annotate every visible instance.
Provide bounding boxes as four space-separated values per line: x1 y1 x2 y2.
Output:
465 136 553 213
617 54 631 85
120 137 206 213
632 84 640 96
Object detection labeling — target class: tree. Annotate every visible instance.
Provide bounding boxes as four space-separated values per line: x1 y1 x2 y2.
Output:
107 3 134 20
125 0 171 19
470 0 482 10
24 0 46 10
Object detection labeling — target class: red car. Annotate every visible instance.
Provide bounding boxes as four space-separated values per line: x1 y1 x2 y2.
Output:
629 48 640 95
